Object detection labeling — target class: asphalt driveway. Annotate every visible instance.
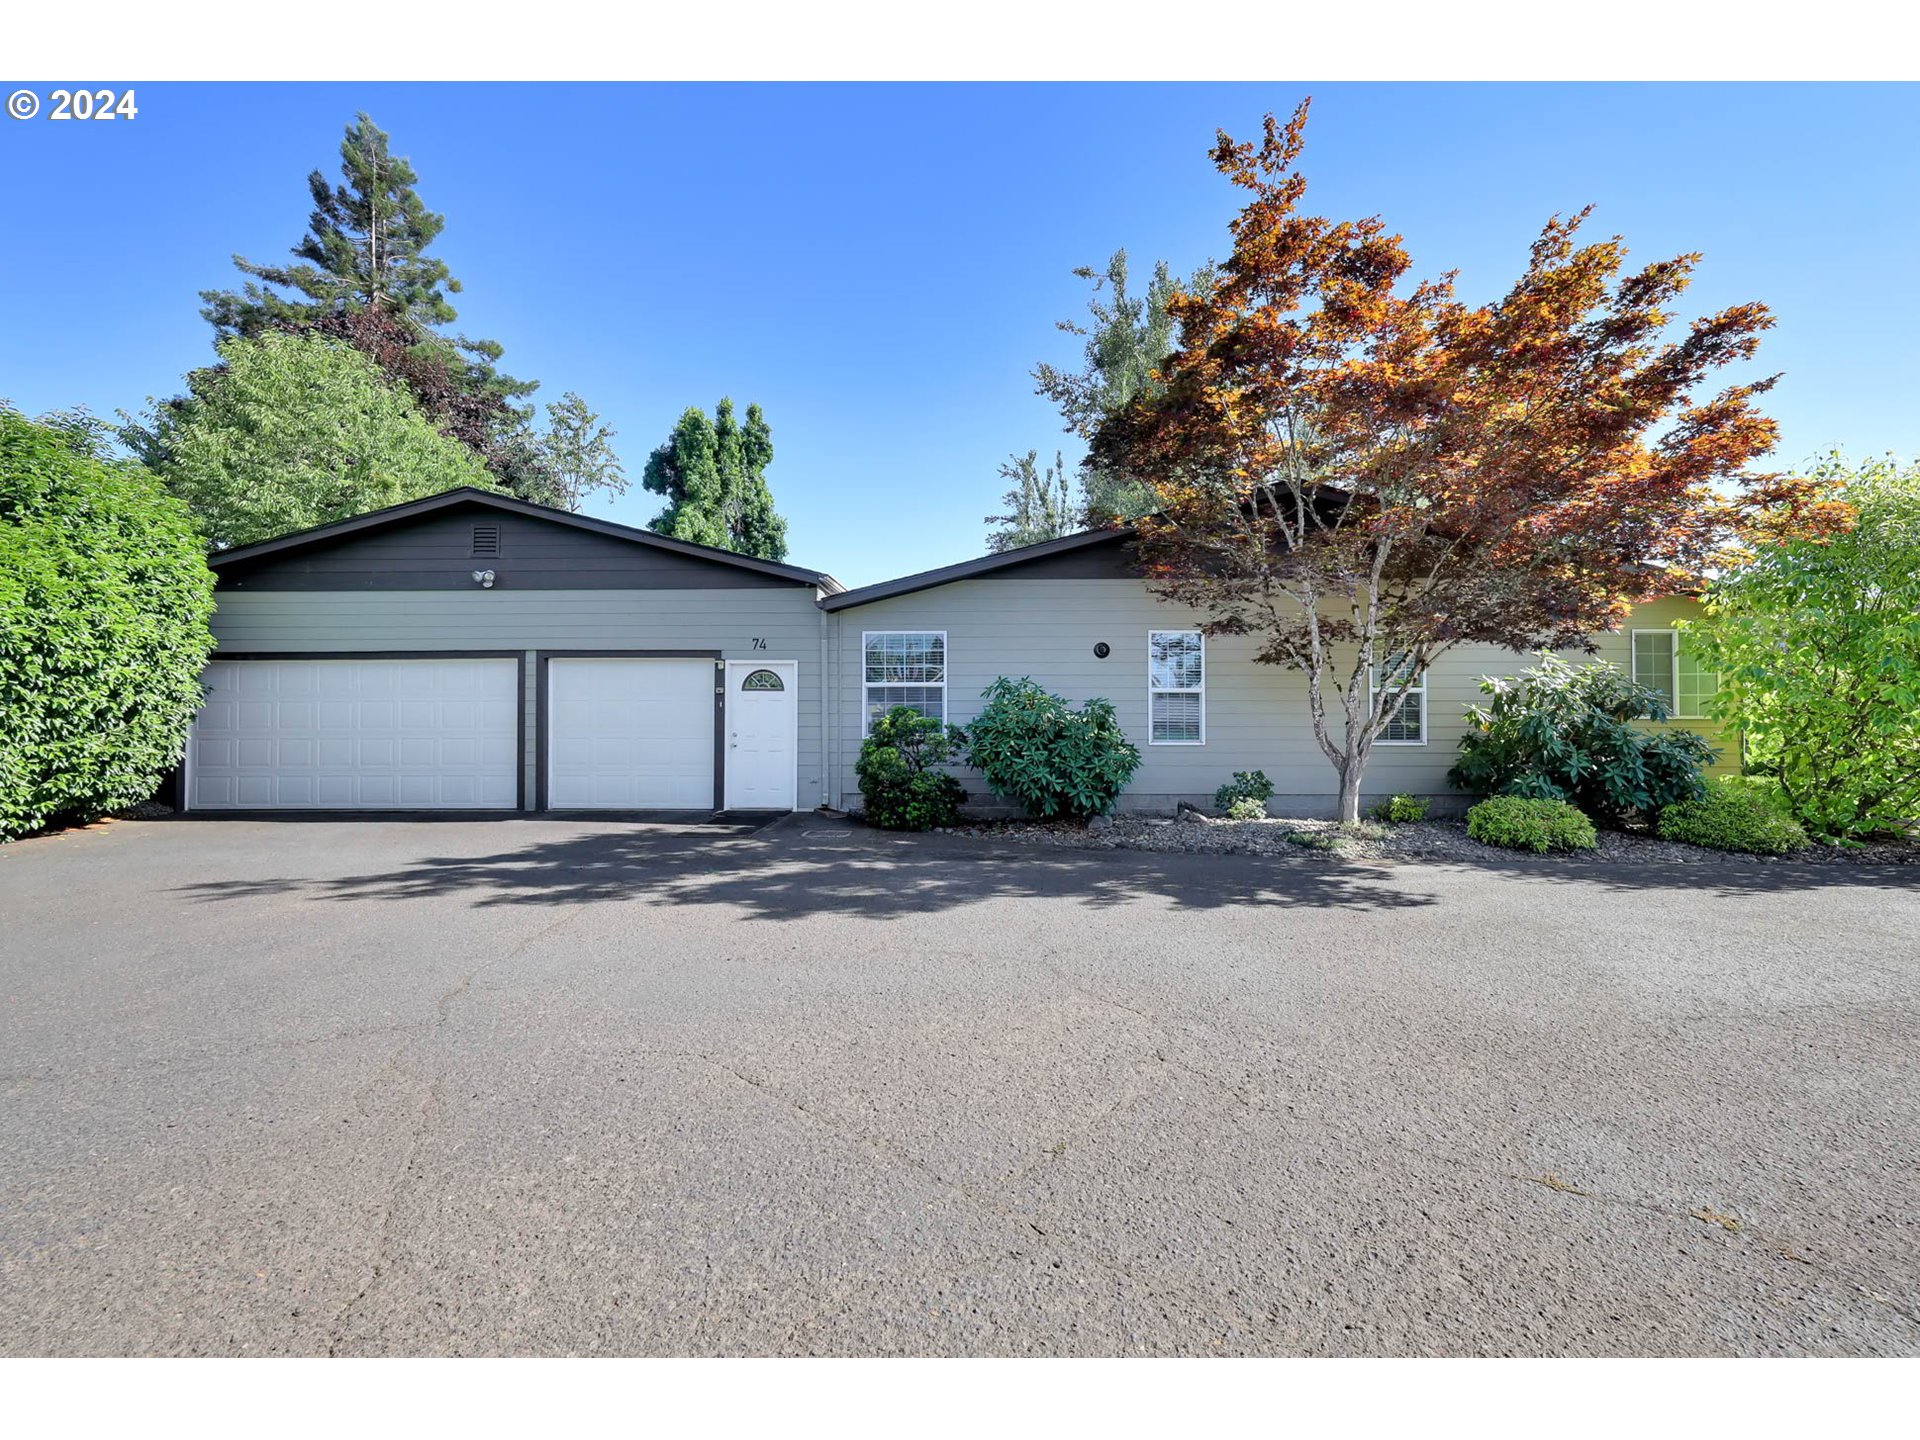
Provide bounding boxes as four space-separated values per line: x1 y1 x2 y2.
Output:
2 813 1917 1356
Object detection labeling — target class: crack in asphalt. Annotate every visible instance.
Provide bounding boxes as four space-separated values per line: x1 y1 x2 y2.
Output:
682 1050 1277 1342
321 905 592 1355
1020 948 1920 1345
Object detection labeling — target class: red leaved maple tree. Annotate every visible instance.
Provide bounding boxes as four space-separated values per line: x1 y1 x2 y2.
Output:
1092 100 1847 822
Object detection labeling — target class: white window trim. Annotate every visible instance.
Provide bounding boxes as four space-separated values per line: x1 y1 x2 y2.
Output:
1147 630 1206 746
1368 659 1428 747
1630 628 1711 719
861 630 948 737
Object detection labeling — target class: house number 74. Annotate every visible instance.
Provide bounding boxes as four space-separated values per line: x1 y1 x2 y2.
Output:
750 637 767 650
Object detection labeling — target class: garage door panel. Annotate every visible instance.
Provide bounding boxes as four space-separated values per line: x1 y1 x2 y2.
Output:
547 658 715 810
315 776 355 806
190 659 519 811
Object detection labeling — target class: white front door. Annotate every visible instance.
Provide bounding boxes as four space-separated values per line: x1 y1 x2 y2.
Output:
724 660 797 811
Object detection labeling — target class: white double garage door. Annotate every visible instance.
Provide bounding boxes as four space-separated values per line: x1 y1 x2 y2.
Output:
187 655 776 812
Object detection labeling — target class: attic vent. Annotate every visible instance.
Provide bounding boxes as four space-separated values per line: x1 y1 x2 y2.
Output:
471 524 500 557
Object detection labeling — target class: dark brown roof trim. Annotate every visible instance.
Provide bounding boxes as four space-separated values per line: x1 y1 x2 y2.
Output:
207 486 845 594
820 525 1134 612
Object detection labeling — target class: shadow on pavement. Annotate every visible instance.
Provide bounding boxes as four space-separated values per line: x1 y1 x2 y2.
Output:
168 816 1438 919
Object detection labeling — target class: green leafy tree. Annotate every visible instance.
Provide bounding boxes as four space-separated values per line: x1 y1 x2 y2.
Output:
2 406 215 840
642 398 790 560
295 308 557 503
1689 455 1920 838
538 391 627 512
984 450 1074 552
200 112 532 410
126 331 495 550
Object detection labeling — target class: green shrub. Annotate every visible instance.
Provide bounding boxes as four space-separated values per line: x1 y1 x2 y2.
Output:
1214 770 1275 812
1225 795 1267 822
1466 796 1599 853
962 677 1142 819
1657 779 1809 855
1448 654 1716 827
1687 455 1920 840
1370 792 1429 823
855 705 967 831
1 407 216 841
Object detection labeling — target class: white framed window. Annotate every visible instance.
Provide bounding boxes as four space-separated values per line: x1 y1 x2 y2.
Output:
863 631 946 734
1369 654 1427 745
1631 629 1716 719
1148 630 1205 745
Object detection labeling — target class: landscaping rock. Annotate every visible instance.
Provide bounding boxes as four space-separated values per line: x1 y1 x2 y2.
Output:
938 812 1918 870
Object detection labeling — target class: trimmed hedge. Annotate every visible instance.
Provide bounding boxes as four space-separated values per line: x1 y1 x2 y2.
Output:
1657 780 1809 855
856 705 967 831
963 677 1141 819
1466 796 1598 853
1 408 215 840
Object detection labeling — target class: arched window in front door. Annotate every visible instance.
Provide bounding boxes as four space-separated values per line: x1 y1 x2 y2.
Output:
741 668 784 692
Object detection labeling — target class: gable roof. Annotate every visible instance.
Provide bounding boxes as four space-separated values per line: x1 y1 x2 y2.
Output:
821 525 1134 611
205 487 844 593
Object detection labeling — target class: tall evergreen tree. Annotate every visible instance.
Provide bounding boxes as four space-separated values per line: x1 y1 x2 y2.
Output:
200 113 532 408
730 402 788 562
643 406 727 549
1029 250 1214 525
642 398 789 560
984 450 1074 552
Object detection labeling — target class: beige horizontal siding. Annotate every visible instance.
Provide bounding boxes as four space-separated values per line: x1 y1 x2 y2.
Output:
210 581 1733 820
827 580 1735 815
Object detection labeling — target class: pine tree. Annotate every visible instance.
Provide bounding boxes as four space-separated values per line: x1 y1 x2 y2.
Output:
642 399 790 560
1030 250 1213 525
984 451 1074 552
200 113 532 408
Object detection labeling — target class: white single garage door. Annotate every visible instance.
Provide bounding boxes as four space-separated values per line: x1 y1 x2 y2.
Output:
547 657 716 809
189 658 520 810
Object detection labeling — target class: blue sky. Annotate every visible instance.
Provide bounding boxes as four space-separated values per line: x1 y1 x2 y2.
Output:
2 82 1915 585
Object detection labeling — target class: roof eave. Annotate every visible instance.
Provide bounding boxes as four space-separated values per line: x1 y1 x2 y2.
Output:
206 487 841 592
820 525 1135 612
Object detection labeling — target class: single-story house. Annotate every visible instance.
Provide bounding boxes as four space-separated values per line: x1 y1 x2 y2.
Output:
180 486 1731 818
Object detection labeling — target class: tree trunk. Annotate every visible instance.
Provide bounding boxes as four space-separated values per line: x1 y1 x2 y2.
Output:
1336 756 1364 824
